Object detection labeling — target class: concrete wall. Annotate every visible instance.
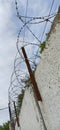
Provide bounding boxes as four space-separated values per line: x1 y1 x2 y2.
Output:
35 9 60 130
15 7 60 130
15 87 45 130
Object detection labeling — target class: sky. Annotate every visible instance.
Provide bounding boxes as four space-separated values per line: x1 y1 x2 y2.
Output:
0 0 60 125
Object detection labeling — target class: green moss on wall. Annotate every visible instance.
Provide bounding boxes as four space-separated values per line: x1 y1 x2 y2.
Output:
40 41 46 53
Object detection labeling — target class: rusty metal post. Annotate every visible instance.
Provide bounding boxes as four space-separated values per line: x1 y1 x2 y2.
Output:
8 103 11 121
8 103 15 130
13 101 20 127
21 47 42 101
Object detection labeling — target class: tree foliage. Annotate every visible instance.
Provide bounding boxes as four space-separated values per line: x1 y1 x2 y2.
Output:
0 121 9 130
17 89 24 115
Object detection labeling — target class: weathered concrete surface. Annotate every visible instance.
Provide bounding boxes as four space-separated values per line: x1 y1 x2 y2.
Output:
17 87 45 130
35 7 60 130
15 7 60 130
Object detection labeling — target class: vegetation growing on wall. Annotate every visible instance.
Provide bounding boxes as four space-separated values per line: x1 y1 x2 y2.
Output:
17 89 24 115
40 41 46 53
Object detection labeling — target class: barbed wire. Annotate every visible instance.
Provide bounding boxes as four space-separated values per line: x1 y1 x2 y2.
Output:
9 0 56 119
15 0 57 47
8 0 59 129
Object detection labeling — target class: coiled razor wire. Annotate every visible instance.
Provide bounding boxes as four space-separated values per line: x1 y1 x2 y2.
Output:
8 0 59 128
8 43 40 119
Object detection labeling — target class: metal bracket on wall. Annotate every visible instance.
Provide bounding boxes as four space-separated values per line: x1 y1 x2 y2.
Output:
13 101 20 127
8 103 12 121
8 103 15 130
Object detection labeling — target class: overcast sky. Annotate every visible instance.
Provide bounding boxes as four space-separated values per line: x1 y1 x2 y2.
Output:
0 0 60 125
